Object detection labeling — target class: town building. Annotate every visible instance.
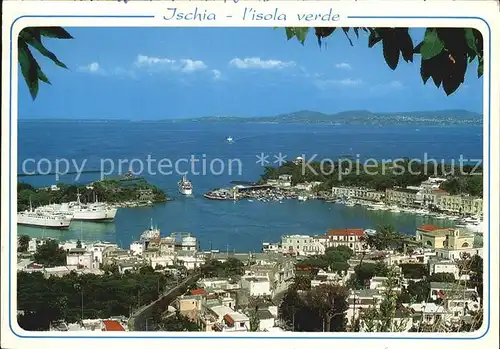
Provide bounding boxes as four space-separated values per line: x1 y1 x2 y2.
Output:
436 195 483 216
277 175 292 187
240 275 271 296
281 234 325 256
326 229 366 252
66 248 99 269
385 188 419 206
261 242 281 253
331 187 385 201
415 226 474 250
428 260 461 279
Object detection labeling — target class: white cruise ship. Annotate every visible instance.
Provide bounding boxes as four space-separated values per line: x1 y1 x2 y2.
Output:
17 206 72 229
37 193 118 222
178 175 193 195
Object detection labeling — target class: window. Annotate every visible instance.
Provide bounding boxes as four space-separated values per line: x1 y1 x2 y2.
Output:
240 322 245 327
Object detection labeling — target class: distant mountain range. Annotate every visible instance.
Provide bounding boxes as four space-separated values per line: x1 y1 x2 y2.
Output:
171 109 482 126
21 109 483 126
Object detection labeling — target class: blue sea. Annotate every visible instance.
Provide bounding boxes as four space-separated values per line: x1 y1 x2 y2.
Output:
17 121 483 252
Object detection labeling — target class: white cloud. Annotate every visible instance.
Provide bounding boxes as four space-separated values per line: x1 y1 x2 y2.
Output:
77 62 104 74
134 55 207 73
229 57 296 69
135 55 175 67
212 69 222 80
335 62 352 70
180 59 207 73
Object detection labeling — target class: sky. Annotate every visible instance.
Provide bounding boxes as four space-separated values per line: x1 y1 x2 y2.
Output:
18 27 483 120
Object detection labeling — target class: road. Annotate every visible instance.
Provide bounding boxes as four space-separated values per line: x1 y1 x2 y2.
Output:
128 273 199 331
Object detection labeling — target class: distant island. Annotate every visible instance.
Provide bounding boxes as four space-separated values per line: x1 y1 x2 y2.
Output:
20 109 483 126
175 109 482 126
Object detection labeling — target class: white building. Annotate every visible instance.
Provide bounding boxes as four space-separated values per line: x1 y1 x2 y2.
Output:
59 240 88 251
326 229 366 252
66 248 98 269
435 247 483 261
255 309 276 331
150 255 175 269
331 186 385 201
277 175 292 187
88 242 119 265
262 242 280 253
180 235 198 252
240 275 271 296
176 255 205 270
208 305 250 332
428 260 460 279
280 234 325 256
129 242 144 256
346 289 383 326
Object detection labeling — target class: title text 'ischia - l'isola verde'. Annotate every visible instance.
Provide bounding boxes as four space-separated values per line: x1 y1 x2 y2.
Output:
163 7 341 22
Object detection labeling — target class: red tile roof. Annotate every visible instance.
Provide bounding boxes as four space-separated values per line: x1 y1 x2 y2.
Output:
417 225 442 232
223 314 234 326
102 320 125 331
190 288 208 296
327 229 365 237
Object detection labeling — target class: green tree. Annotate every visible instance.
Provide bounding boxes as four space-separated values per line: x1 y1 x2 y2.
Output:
18 235 30 252
427 272 456 283
363 225 405 251
33 239 66 267
279 281 349 332
160 311 200 331
249 306 260 332
285 27 483 96
359 268 411 332
349 261 389 290
400 263 428 279
20 27 482 101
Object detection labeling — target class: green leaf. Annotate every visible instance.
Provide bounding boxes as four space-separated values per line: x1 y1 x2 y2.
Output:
420 28 444 60
285 27 295 40
23 31 68 69
396 29 414 63
413 42 423 54
37 66 51 85
38 27 73 39
382 33 400 70
368 29 383 48
464 28 478 54
478 58 483 78
18 41 39 100
295 27 309 44
342 27 353 46
285 27 309 44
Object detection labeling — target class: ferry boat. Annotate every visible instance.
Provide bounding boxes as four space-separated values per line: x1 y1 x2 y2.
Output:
140 219 161 241
37 193 118 222
178 175 193 195
368 202 387 211
18 202 72 229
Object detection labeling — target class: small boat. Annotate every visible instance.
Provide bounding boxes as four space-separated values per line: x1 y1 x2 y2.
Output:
140 219 160 241
226 136 234 144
